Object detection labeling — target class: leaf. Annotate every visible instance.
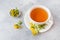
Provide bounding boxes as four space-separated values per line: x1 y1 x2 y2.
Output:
38 24 47 30
17 21 22 25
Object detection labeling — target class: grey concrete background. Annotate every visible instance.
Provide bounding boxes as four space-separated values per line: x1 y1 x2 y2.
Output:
0 0 60 40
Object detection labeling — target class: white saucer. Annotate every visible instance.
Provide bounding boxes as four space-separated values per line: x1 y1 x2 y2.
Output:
24 11 53 33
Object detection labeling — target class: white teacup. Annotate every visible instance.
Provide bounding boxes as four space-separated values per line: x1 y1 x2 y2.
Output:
28 5 51 24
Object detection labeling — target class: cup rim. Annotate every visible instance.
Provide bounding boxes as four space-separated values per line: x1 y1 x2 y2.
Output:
28 5 51 24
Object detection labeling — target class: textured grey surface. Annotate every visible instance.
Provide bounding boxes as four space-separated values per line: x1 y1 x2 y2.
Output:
0 0 60 40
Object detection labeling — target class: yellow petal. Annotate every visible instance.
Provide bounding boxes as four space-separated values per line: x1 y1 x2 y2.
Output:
14 24 21 29
30 27 38 36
